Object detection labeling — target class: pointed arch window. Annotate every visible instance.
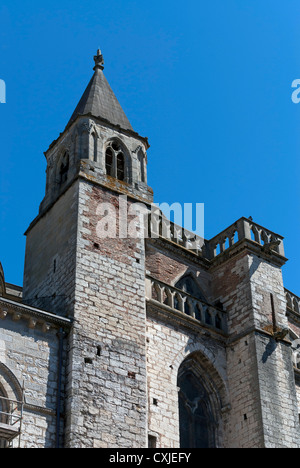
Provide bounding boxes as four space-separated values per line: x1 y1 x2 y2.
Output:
178 368 217 448
138 150 145 183
92 132 98 162
0 385 9 448
105 147 114 177
105 141 127 182
175 274 206 302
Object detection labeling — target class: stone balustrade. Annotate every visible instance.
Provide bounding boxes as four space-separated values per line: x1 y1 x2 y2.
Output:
205 217 285 259
147 209 205 256
145 276 227 334
285 288 300 315
147 211 285 261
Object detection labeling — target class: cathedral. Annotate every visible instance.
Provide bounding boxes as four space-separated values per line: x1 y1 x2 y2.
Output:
0 50 300 448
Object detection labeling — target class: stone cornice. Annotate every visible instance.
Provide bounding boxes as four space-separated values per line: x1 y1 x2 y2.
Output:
0 297 72 332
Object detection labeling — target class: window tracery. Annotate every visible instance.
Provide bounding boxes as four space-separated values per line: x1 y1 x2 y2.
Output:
105 141 126 181
175 274 206 302
178 370 216 448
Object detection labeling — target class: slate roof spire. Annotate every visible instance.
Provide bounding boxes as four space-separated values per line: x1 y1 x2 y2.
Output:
67 49 133 131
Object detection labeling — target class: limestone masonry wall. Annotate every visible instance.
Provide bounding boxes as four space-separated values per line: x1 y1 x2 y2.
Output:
23 181 79 317
65 179 148 448
146 309 228 447
0 314 66 447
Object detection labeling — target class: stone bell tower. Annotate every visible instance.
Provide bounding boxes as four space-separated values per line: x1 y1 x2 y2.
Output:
23 50 153 448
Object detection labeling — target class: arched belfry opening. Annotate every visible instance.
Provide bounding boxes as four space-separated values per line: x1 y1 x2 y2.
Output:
105 140 130 182
177 353 224 448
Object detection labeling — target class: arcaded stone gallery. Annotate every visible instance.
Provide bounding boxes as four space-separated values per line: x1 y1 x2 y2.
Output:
0 51 300 448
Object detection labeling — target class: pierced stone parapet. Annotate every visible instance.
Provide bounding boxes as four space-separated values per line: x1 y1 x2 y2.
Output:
145 276 227 334
206 217 285 260
286 289 300 316
147 210 205 256
147 213 285 263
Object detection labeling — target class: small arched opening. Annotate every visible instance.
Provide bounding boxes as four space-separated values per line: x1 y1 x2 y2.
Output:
105 140 130 182
138 150 145 183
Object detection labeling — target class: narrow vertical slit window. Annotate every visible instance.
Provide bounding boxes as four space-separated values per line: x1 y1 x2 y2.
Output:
93 133 97 162
117 152 125 181
59 152 69 184
105 148 114 176
270 293 277 332
138 151 145 182
148 435 157 448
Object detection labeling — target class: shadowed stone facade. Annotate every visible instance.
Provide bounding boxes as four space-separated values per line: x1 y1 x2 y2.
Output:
0 51 300 448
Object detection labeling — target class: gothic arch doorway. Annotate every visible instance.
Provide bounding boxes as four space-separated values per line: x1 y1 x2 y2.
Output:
177 353 224 448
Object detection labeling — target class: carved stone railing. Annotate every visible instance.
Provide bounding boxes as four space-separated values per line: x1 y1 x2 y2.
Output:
146 211 285 261
147 209 205 256
285 289 300 316
205 217 285 260
145 276 227 334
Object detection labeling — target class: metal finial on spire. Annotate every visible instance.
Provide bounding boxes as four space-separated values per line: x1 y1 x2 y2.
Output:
94 49 104 70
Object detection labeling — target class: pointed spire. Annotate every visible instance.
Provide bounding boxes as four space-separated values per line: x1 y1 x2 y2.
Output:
67 50 133 131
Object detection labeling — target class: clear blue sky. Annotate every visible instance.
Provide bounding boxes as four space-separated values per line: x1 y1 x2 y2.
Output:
0 0 299 294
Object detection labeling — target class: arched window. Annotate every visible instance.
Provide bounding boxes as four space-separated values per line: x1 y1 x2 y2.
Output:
175 274 206 302
138 150 145 183
92 132 98 162
0 385 8 448
105 141 127 181
105 147 114 176
178 367 216 448
0 364 24 448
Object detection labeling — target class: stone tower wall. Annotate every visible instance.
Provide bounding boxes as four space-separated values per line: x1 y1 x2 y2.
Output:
23 181 79 317
211 250 300 448
64 179 148 448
